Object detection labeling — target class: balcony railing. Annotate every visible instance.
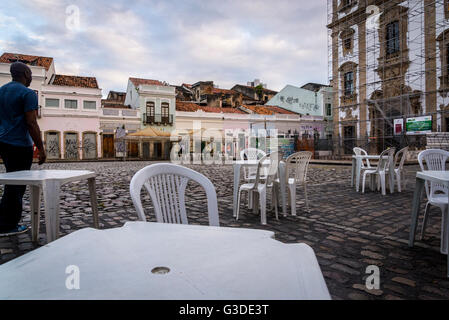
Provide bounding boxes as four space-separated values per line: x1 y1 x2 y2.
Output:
143 113 173 125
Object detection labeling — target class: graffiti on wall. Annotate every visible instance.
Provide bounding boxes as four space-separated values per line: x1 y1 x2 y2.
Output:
65 133 78 159
46 133 60 159
279 96 319 112
83 133 97 159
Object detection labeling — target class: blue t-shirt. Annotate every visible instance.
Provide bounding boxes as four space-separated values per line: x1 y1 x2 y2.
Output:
0 81 38 147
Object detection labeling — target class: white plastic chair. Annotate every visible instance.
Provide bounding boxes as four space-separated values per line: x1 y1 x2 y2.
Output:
391 146 409 192
361 148 395 196
240 148 267 181
236 152 279 225
130 163 219 226
418 149 449 249
274 151 312 215
353 147 372 169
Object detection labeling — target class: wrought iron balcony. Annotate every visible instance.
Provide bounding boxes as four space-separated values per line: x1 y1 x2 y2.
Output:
143 113 173 125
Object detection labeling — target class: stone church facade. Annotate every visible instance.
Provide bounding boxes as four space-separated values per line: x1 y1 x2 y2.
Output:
328 0 449 154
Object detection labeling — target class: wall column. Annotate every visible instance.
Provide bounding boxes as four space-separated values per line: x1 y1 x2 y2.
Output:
358 21 367 138
425 0 437 130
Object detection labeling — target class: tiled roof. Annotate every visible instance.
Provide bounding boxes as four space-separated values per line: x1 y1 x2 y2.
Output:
182 83 192 88
129 77 165 87
176 101 200 112
210 88 237 95
241 105 297 115
0 52 54 71
201 106 244 114
52 74 99 88
176 101 245 114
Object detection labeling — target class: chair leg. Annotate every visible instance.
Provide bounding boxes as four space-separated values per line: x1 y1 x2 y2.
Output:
362 172 367 194
248 191 253 209
441 206 449 255
420 202 431 240
274 192 279 220
253 191 259 214
396 171 401 192
304 183 309 212
289 184 296 216
380 172 386 196
259 191 267 225
236 189 244 220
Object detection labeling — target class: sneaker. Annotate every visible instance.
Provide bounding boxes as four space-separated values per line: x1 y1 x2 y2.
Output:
0 225 30 237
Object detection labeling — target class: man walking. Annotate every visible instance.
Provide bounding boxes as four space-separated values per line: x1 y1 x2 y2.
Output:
0 61 46 236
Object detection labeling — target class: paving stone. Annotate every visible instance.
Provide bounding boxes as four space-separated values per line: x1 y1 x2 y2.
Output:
392 277 416 287
361 250 385 260
0 162 444 300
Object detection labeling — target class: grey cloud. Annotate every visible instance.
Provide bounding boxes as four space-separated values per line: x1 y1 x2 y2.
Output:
4 0 328 95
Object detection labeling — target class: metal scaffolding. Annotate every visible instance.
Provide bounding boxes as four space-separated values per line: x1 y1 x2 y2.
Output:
327 0 449 157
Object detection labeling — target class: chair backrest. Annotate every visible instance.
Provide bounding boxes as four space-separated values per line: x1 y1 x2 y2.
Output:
130 163 219 226
240 148 266 161
394 146 409 171
253 151 280 189
374 147 396 173
353 147 370 168
418 149 449 199
286 151 313 184
240 148 267 179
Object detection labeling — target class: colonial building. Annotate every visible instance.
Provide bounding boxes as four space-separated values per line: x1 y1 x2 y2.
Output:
191 81 243 108
100 91 140 158
231 84 278 105
40 75 102 160
0 53 55 107
0 52 102 160
124 77 176 159
327 0 449 155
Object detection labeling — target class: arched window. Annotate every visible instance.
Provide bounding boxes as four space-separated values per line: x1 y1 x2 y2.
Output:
146 101 155 124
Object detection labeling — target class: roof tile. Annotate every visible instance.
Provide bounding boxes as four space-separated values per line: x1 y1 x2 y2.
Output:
0 52 54 71
52 74 99 89
129 77 165 87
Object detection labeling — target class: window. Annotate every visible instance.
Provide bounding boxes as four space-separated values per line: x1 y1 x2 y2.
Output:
344 72 354 96
146 101 155 123
161 102 169 124
83 101 96 110
326 103 332 116
64 99 78 109
386 21 400 55
45 98 59 108
344 38 352 50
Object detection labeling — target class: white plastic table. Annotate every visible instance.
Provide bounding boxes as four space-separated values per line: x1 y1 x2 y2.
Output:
351 154 395 193
233 160 288 217
0 170 99 243
409 171 449 277
0 222 331 300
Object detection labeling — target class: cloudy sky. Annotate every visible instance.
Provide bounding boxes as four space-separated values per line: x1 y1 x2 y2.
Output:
0 0 329 96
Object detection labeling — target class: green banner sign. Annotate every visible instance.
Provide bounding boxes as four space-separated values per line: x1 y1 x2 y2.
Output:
406 116 432 135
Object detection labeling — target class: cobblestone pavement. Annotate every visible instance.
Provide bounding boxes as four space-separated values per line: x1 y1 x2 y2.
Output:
0 161 448 300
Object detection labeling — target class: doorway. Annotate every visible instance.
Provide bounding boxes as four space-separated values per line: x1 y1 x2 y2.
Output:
343 126 355 154
154 142 162 159
143 142 150 159
102 134 115 158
